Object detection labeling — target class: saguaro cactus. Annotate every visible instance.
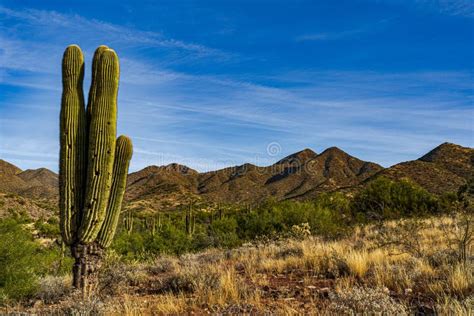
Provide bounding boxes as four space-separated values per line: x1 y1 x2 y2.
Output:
185 204 196 236
124 210 134 235
59 45 133 296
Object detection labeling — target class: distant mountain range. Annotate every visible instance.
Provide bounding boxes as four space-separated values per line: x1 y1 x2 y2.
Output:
0 142 472 216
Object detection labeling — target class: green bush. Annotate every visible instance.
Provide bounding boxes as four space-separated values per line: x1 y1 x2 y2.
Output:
34 217 61 238
0 218 72 304
147 224 192 255
0 219 39 303
208 217 240 248
351 177 439 219
235 197 350 240
0 218 71 304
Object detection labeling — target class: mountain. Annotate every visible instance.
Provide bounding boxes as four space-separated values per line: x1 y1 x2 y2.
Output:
0 159 22 176
0 159 27 194
17 168 58 188
0 143 472 215
275 148 318 165
125 146 383 210
125 164 199 212
0 160 59 200
0 160 58 219
419 142 473 178
365 143 473 195
17 168 59 199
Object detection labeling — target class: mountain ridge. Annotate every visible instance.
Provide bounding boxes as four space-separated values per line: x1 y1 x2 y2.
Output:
0 143 472 212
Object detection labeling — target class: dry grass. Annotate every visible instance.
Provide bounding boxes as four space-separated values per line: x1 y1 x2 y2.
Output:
4 214 473 315
345 250 369 278
449 263 472 296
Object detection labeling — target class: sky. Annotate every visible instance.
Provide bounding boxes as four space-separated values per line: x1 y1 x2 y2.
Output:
0 0 473 172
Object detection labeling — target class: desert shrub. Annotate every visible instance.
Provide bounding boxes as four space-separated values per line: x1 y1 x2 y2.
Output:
111 197 355 261
290 222 312 240
0 218 71 304
0 219 40 303
34 217 61 238
113 222 193 258
148 224 192 255
308 206 350 238
99 253 148 296
35 275 71 304
236 198 350 240
237 206 284 239
112 230 146 258
352 177 439 219
315 192 351 214
274 243 304 259
148 256 178 275
328 286 408 314
208 217 241 248
317 253 351 279
59 297 106 315
157 265 221 294
158 273 197 294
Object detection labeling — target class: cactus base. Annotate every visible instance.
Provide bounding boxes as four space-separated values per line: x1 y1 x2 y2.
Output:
71 243 105 297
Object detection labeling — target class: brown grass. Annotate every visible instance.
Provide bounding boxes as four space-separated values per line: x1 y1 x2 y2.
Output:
3 214 473 315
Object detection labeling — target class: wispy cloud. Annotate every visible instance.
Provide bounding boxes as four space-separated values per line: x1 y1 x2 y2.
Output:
295 18 392 42
0 7 227 58
295 29 365 42
414 0 474 17
0 6 472 173
373 0 474 18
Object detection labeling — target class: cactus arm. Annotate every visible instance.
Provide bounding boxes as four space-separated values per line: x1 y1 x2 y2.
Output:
86 45 108 130
79 49 120 243
96 136 133 248
59 45 86 245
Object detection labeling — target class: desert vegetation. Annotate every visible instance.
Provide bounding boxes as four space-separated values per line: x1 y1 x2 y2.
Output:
0 212 471 314
0 176 472 314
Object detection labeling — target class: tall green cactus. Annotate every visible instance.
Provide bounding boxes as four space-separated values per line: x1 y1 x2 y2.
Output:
59 45 87 245
124 209 134 235
59 45 133 295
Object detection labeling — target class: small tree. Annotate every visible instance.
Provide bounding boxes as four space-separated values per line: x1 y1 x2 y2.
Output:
351 177 438 219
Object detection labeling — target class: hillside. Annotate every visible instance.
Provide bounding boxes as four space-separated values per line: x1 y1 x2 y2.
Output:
0 160 59 200
0 143 472 214
0 159 28 194
199 147 383 203
367 143 473 195
125 147 383 211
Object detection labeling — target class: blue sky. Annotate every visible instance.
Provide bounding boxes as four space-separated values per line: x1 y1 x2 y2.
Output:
0 0 473 172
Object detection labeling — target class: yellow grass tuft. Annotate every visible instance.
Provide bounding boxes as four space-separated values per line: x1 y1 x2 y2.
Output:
449 264 472 296
345 250 369 278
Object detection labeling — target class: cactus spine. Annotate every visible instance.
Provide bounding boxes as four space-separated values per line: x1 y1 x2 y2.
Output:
59 45 133 295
